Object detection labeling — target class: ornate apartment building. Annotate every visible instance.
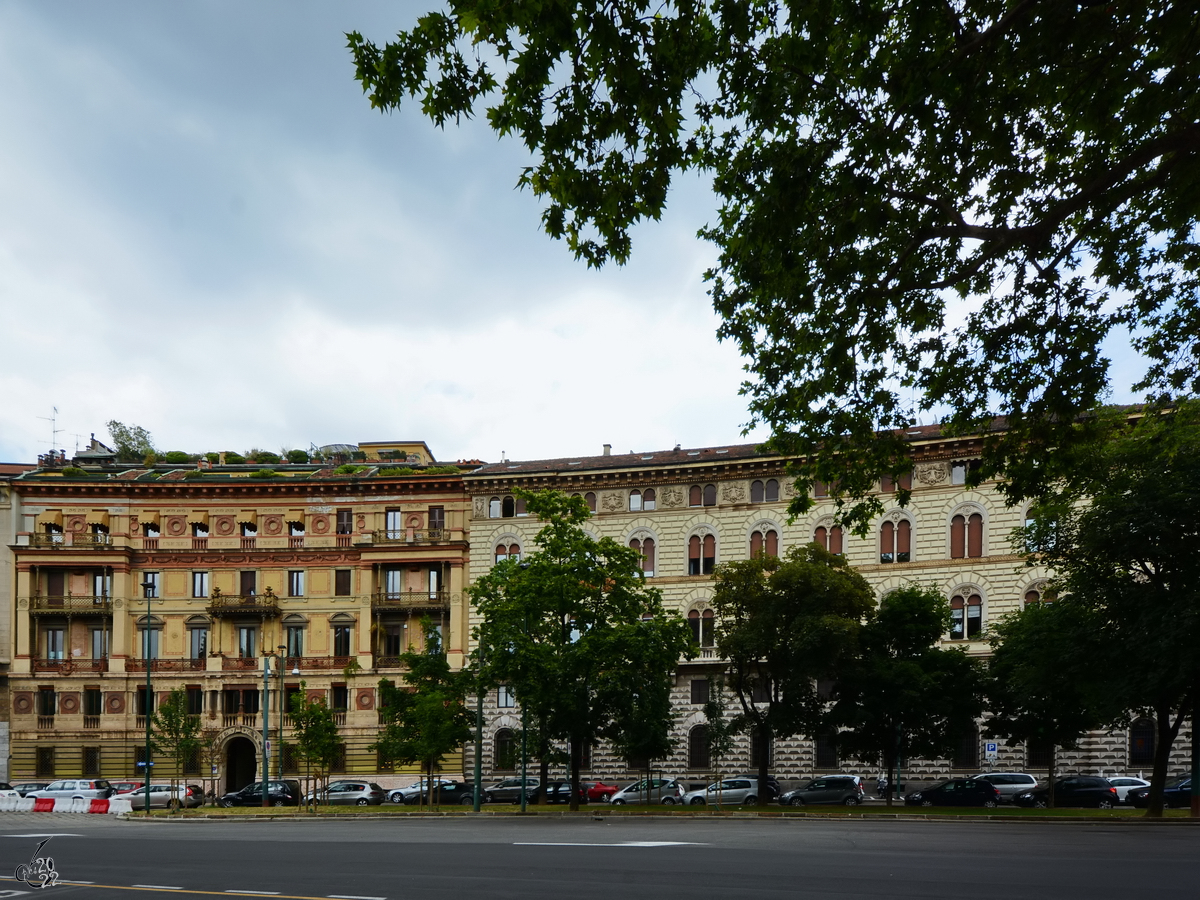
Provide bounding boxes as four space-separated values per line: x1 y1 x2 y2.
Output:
463 432 1177 786
5 441 471 790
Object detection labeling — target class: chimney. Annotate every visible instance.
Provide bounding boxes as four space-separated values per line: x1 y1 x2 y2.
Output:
603 444 611 456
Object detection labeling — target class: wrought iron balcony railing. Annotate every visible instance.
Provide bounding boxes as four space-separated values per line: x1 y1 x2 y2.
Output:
127 659 206 673
207 592 281 617
32 657 109 674
371 528 452 545
371 590 455 610
27 596 113 615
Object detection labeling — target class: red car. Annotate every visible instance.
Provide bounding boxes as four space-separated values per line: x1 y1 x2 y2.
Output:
584 781 619 802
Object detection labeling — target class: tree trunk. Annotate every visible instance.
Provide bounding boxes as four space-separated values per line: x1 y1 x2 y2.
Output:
757 725 771 808
884 748 895 809
1146 703 1187 818
1047 748 1056 810
537 754 550 806
568 739 581 812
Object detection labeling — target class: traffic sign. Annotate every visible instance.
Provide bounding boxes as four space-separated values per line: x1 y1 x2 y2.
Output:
984 741 998 760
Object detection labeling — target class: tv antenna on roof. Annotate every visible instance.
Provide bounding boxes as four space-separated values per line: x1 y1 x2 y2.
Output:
37 407 63 450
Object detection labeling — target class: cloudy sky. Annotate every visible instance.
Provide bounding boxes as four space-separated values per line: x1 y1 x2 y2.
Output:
0 1 764 465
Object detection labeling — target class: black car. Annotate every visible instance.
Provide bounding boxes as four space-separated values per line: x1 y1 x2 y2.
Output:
1128 777 1192 809
527 781 588 805
406 782 478 805
219 780 303 807
1013 776 1118 809
905 778 1001 808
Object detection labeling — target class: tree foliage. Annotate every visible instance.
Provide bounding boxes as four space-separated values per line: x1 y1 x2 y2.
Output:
349 2 1199 528
372 620 475 808
287 688 342 803
834 585 983 807
711 544 875 805
150 687 201 805
106 420 158 463
469 490 693 810
1021 401 1200 816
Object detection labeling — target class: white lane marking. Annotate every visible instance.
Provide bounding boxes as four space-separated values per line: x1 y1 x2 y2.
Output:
59 881 95 885
132 886 183 891
0 889 31 897
514 841 705 847
2 834 85 838
327 895 387 900
225 892 281 896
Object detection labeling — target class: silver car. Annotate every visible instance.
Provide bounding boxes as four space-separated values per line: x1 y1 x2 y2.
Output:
971 772 1039 803
118 784 203 809
681 777 760 806
306 781 388 806
387 777 458 804
28 779 113 800
609 777 685 806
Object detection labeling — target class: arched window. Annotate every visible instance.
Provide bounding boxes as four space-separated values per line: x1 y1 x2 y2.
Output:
1130 718 1155 765
880 518 911 563
814 524 844 555
501 496 516 518
750 527 779 558
688 609 715 647
689 485 703 507
629 490 642 511
495 543 521 563
1024 584 1054 606
584 491 597 513
951 512 984 558
950 591 983 639
880 472 913 493
703 484 717 506
688 535 716 575
629 537 656 576
488 497 501 518
751 480 765 503
643 488 656 511
688 725 711 770
494 729 517 772
765 479 779 502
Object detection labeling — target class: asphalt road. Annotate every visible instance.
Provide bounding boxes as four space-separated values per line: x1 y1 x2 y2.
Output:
0 813 1196 900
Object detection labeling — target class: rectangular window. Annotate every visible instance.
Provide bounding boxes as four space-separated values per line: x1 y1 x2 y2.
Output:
331 685 348 711
690 679 710 705
385 510 402 539
136 686 155 716
498 685 516 708
186 686 204 716
288 570 305 597
239 570 257 596
182 746 201 775
139 628 160 660
384 623 404 656
334 569 352 596
286 625 304 658
37 687 56 716
336 509 353 535
240 688 259 715
192 522 209 538
951 461 968 485
333 626 352 658
82 746 101 776
189 627 208 660
83 687 103 717
240 522 257 537
88 627 107 661
44 628 65 660
141 571 160 598
237 626 257 659
288 521 304 537
282 744 300 775
192 571 209 598
92 571 112 598
331 744 347 774
383 568 402 598
36 747 55 777
428 506 445 531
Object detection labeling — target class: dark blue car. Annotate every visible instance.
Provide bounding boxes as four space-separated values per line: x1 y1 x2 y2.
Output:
1128 777 1191 809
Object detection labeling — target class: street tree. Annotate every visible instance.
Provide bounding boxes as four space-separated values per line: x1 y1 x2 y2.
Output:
349 3 1200 529
373 619 475 808
985 600 1118 808
150 687 202 806
834 585 984 807
1023 401 1200 816
470 490 693 810
711 544 875 806
702 676 737 810
106 420 158 463
287 688 342 806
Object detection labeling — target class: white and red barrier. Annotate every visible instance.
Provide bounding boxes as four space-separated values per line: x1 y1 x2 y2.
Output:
0 796 131 814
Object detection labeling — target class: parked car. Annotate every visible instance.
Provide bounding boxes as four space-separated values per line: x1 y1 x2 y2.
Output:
118 784 204 809
27 779 114 800
387 777 459 804
779 776 865 807
905 778 1001 808
527 781 588 805
218 780 303 807
1013 776 1118 809
107 781 145 795
0 783 20 799
681 777 765 806
609 777 685 806
482 776 541 804
584 781 620 803
971 773 1039 803
407 782 478 805
1128 777 1192 809
9 782 50 797
1106 776 1151 803
305 781 387 806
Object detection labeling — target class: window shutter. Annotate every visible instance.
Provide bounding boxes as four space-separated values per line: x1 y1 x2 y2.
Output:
751 480 764 503
950 515 966 559
765 530 778 556
689 486 702 507
765 479 779 502
830 525 844 555
643 538 655 573
689 536 701 559
897 519 911 555
967 514 983 557
880 521 894 561
750 531 763 557
814 526 828 550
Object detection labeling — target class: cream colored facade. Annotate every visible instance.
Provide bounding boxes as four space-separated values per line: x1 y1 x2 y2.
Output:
6 452 470 789
463 435 1183 788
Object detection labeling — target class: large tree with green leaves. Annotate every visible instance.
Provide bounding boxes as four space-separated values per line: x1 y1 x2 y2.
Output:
349 2 1199 528
834 585 984 807
470 490 693 810
150 687 202 806
287 688 342 805
373 619 476 808
985 600 1118 808
106 420 158 463
711 544 875 806
1023 401 1200 816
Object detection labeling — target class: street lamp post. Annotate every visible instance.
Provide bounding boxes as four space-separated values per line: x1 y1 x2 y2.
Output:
262 652 272 807
473 643 485 813
139 578 155 815
277 645 287 782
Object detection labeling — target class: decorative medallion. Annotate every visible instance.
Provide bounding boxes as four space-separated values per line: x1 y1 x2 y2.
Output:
914 461 949 486
600 492 625 512
105 692 126 714
310 515 329 534
261 515 284 536
165 515 187 536
660 486 685 508
356 689 375 710
12 692 33 715
59 692 80 714
721 482 747 503
213 515 236 536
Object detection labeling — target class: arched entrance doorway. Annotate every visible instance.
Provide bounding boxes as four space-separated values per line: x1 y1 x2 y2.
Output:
226 737 257 792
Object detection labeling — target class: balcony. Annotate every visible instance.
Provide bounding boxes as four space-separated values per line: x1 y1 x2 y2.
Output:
127 659 206 673
33 657 109 674
336 534 352 548
37 716 55 730
207 592 281 617
373 655 403 669
72 533 113 549
372 528 451 545
143 538 159 550
83 715 100 729
192 538 209 551
240 537 257 550
27 596 113 615
289 536 304 549
222 656 261 671
30 533 65 548
282 656 353 671
371 590 454 611
223 713 258 728
333 711 347 726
